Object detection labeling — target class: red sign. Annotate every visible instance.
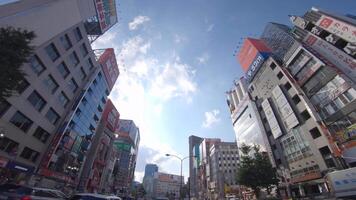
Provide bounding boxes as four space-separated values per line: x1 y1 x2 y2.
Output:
94 0 118 33
102 99 120 131
98 48 119 90
316 15 356 43
237 38 271 72
40 132 63 168
39 168 74 183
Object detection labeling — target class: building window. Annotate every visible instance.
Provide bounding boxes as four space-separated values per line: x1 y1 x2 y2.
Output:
101 97 106 104
292 95 301 104
89 124 95 133
82 97 87 105
58 92 69 108
80 67 87 80
68 78 78 93
93 114 99 122
27 91 46 112
105 89 109 96
86 58 95 70
29 55 46 75
45 108 60 125
0 137 19 154
97 105 103 112
80 43 88 57
0 99 11 118
270 62 276 70
15 78 30 95
20 147 39 162
93 79 97 86
301 110 311 121
59 34 72 50
43 75 59 94
68 51 80 67
284 82 292 90
57 62 70 78
310 127 322 139
33 126 50 143
73 27 82 42
277 71 284 79
75 108 81 117
45 43 60 61
344 89 356 102
10 111 33 132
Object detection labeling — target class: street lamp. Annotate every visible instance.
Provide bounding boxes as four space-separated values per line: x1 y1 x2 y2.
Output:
165 154 196 200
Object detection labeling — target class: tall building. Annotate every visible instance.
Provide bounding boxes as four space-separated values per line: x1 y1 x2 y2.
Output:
113 119 140 196
0 0 118 189
188 135 203 199
78 99 120 193
143 164 159 199
288 7 356 167
260 22 297 63
226 77 274 166
209 142 240 200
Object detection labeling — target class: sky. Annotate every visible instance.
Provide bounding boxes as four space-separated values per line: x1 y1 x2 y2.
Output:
91 0 356 182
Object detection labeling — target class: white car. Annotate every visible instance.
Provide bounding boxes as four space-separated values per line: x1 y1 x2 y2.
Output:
70 193 122 200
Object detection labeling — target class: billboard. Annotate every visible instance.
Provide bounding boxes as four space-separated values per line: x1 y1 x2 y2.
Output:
98 48 120 90
102 99 120 131
316 15 356 43
237 38 271 81
94 0 118 33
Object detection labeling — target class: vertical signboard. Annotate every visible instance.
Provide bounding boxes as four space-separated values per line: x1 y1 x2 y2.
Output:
102 99 120 131
304 34 356 82
272 86 299 131
94 0 118 34
98 48 120 90
262 99 283 139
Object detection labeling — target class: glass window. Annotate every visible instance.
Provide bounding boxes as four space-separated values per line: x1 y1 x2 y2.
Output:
82 97 87 105
20 147 39 162
97 105 103 112
0 137 19 153
101 97 106 104
16 78 30 94
79 43 88 57
68 51 80 67
80 67 87 80
10 111 33 132
68 78 78 93
33 126 50 143
27 91 47 111
284 82 292 90
45 108 60 125
309 127 321 139
0 99 11 118
45 43 60 61
73 27 82 42
292 95 301 104
43 75 59 94
29 55 46 75
58 92 69 108
86 58 94 70
277 71 284 79
59 34 72 50
57 62 70 78
344 89 356 102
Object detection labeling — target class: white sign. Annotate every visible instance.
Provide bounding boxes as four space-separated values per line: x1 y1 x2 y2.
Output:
316 15 356 43
262 99 283 139
272 86 299 131
290 16 307 29
304 34 356 82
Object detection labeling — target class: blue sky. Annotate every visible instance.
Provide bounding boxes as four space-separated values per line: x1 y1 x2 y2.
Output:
91 0 356 182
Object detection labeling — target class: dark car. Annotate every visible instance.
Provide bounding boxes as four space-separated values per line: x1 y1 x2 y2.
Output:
0 183 67 200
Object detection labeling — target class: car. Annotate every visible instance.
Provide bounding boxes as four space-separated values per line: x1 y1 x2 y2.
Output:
70 193 122 200
0 183 68 200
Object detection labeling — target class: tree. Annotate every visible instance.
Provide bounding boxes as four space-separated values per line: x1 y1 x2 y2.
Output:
0 26 35 99
237 143 279 199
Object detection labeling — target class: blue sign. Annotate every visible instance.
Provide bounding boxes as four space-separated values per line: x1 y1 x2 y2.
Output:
6 161 35 173
245 52 270 82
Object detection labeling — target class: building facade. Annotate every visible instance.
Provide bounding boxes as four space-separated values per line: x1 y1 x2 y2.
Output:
188 135 203 199
209 142 240 199
143 164 159 199
78 99 120 193
0 0 118 189
288 7 356 167
113 119 140 196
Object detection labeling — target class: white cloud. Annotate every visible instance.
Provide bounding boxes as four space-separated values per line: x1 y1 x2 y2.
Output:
135 171 145 182
202 109 220 128
174 34 187 44
92 31 118 50
120 36 151 60
149 61 197 101
196 53 209 64
129 15 150 30
207 24 215 32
